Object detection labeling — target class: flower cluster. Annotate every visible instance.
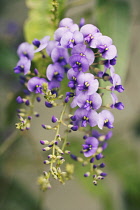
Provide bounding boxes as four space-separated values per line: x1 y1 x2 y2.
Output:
14 18 124 190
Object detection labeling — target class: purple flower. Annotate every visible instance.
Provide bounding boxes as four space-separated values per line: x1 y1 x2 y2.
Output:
59 18 74 27
60 31 84 48
27 77 47 94
69 53 89 72
14 57 31 75
46 62 65 82
76 72 99 96
96 36 117 60
82 137 99 157
46 40 59 56
54 24 79 42
98 110 114 129
71 92 102 110
72 108 98 127
71 44 95 65
17 42 34 60
33 36 50 53
80 24 102 48
59 18 79 32
110 92 124 110
104 57 117 68
110 73 124 93
67 68 81 89
54 27 69 42
51 46 69 65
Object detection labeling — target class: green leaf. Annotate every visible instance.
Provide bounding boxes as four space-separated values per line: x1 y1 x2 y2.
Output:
24 0 66 43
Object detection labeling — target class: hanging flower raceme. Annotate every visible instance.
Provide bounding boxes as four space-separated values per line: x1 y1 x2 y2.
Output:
14 17 124 190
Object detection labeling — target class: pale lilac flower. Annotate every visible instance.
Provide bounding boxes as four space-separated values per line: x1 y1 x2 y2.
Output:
96 36 117 60
71 92 102 110
67 68 81 89
60 31 84 48
98 110 114 129
46 40 59 56
27 77 47 94
80 24 102 48
14 57 31 75
110 73 124 93
51 46 69 65
110 92 124 110
69 55 89 72
17 42 34 60
76 72 99 96
46 62 65 82
72 108 98 127
71 44 95 65
82 137 99 157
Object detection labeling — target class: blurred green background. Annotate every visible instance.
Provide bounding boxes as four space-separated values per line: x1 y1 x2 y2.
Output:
0 0 140 210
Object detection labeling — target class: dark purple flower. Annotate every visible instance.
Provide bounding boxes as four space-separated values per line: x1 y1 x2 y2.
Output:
33 36 50 53
51 46 69 65
71 92 102 110
71 44 95 65
110 92 124 110
60 31 84 48
110 73 124 93
82 137 99 157
17 42 34 60
46 62 65 82
27 77 47 94
14 57 31 75
76 72 99 96
104 57 117 68
96 36 117 60
69 54 89 72
80 24 102 48
67 68 81 89
72 108 98 127
98 110 114 129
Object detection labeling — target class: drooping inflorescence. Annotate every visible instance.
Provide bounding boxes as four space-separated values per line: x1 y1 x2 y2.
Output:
14 17 124 190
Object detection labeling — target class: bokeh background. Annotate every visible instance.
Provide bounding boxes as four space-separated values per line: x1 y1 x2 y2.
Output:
0 0 140 210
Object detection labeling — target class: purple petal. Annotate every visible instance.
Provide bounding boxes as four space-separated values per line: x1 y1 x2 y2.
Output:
59 18 74 27
88 110 98 127
54 27 69 42
46 40 59 56
98 110 114 129
51 46 69 64
34 36 50 53
46 63 65 81
102 45 117 60
80 24 99 37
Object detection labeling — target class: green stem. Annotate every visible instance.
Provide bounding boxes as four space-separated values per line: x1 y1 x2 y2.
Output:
0 130 18 156
50 103 67 170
